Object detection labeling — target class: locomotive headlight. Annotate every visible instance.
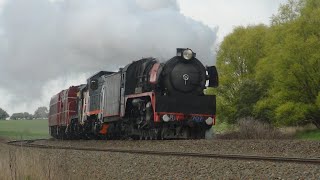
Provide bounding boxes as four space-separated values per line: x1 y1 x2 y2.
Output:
183 49 193 60
162 114 170 122
205 117 213 125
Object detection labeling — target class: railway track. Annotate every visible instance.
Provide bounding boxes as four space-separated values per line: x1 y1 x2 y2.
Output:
6 139 320 164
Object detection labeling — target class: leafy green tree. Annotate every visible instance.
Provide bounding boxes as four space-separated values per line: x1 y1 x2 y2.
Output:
216 25 268 123
255 0 320 127
235 80 262 120
0 107 9 120
316 92 320 108
215 0 320 127
33 106 48 119
10 113 22 120
23 112 34 120
10 112 33 120
271 0 305 25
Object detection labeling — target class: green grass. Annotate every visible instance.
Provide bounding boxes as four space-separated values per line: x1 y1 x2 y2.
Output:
295 129 320 140
0 119 49 140
214 121 234 134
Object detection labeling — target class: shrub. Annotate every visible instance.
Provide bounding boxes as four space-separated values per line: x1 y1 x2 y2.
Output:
216 117 288 139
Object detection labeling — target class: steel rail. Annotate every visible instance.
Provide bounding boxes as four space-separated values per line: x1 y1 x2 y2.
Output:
6 139 320 164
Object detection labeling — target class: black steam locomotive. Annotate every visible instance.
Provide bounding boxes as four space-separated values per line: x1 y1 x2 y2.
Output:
49 48 218 139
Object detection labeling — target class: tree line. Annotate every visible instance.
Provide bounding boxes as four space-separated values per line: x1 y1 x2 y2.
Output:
216 0 320 128
0 107 48 120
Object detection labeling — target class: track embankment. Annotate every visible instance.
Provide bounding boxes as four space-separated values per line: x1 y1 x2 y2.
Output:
1 138 320 179
6 139 320 164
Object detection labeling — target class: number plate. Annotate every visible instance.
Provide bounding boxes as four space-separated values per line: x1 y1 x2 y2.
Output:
192 116 204 122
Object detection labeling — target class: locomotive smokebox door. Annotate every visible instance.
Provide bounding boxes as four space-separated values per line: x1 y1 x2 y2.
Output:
206 66 219 87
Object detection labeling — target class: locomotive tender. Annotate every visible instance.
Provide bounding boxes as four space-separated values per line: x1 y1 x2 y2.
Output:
49 48 218 139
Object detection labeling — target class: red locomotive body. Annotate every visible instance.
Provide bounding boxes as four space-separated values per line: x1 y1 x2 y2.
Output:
49 86 78 138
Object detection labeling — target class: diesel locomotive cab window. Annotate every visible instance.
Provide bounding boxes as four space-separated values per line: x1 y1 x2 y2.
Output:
90 79 98 90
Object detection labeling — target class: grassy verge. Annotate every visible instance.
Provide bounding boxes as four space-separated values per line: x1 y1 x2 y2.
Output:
213 121 234 134
0 119 49 140
214 119 320 140
295 129 320 140
215 118 287 139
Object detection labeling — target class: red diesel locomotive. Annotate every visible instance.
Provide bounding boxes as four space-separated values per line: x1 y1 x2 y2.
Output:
49 48 218 139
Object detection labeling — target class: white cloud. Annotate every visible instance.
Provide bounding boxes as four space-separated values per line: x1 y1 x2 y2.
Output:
0 0 6 10
178 0 288 41
0 0 5 6
0 73 88 115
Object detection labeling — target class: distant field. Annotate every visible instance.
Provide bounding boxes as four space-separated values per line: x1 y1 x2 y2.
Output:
0 119 49 140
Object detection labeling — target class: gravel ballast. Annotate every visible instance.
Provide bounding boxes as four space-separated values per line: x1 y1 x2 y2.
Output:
1 139 320 179
36 139 320 158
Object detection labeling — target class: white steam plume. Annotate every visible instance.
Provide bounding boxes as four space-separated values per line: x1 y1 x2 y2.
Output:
0 0 217 114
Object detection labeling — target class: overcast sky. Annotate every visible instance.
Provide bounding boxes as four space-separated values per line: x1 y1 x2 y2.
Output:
177 0 288 42
0 0 288 115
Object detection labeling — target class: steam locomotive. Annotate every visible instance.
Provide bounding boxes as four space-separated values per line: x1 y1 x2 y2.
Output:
48 48 218 139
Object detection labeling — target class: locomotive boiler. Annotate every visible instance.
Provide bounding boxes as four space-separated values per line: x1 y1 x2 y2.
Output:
49 48 218 139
